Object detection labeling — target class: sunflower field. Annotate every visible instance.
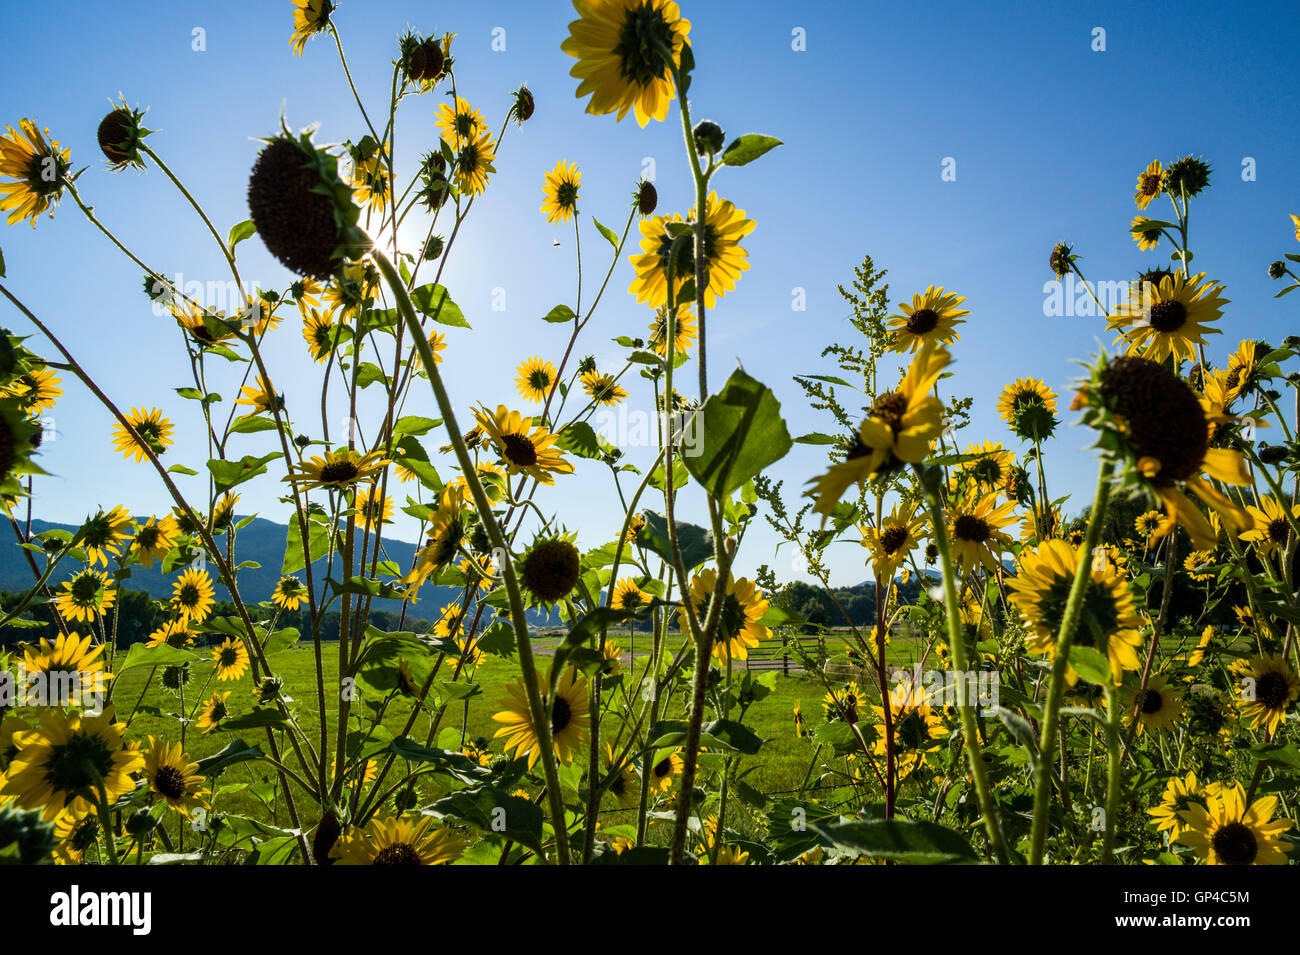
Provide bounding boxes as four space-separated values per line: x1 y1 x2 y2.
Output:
0 1 1298 873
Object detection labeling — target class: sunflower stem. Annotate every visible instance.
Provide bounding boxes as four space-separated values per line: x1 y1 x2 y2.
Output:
1028 457 1114 865
1102 682 1122 863
374 249 570 865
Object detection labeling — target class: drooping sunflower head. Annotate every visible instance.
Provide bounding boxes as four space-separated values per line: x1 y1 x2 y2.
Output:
1048 242 1075 280
402 33 447 87
247 130 365 280
520 534 582 604
290 0 335 55
511 85 536 124
562 0 693 127
0 119 71 227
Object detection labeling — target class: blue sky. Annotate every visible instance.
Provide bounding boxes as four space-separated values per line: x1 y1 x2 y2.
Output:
0 0 1297 588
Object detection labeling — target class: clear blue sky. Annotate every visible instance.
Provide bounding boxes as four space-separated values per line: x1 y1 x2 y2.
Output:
1 0 1297 588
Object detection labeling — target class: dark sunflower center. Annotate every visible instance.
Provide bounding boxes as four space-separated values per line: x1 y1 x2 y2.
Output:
454 113 477 138
880 525 908 555
137 527 160 549
653 758 671 778
906 308 940 335
43 731 114 796
1211 822 1258 865
219 647 238 667
179 584 200 607
1139 173 1162 196
1224 367 1242 392
953 515 990 543
502 432 538 467
319 461 360 484
1267 519 1288 546
615 2 676 87
528 369 552 390
1140 689 1164 715
972 458 1004 484
551 695 572 734
610 774 627 796
1147 299 1187 333
154 765 188 800
459 143 481 174
871 392 908 433
70 575 101 603
25 151 65 196
556 182 578 209
1256 671 1290 709
209 700 227 721
1098 356 1207 483
895 710 930 751
372 842 423 865
1040 576 1121 648
166 630 191 649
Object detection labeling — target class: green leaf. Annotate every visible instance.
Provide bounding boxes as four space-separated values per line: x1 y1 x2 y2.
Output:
682 368 792 500
228 415 277 434
556 421 616 460
410 283 471 328
634 509 714 570
592 217 619 250
427 787 544 852
282 515 333 575
194 739 264 777
220 708 291 732
647 718 763 755
809 819 978 864
207 452 281 492
115 642 196 676
794 432 838 445
227 219 257 250
394 415 441 437
721 134 782 167
1067 646 1111 686
542 304 576 324
263 627 299 655
388 738 494 786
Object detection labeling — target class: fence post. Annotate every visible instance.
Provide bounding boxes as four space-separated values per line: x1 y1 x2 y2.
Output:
782 632 789 677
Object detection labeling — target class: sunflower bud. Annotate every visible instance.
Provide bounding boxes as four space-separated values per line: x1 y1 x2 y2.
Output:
635 180 657 216
511 85 535 123
423 235 445 260
408 38 445 84
97 101 150 170
253 676 283 705
125 808 158 839
1164 155 1212 199
1268 260 1287 280
692 120 725 156
1049 242 1075 280
1258 443 1288 466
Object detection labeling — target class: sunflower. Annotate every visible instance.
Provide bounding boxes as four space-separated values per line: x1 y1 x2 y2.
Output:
648 303 697 357
581 370 628 407
2 366 62 413
349 142 391 212
474 404 574 485
1134 509 1164 543
79 505 132 567
1106 272 1226 364
861 502 925 582
290 0 334 55
271 575 307 611
235 375 279 417
211 638 250 683
453 130 497 197
1123 674 1183 735
434 96 487 148
958 441 1016 496
131 514 179 568
146 619 197 650
195 691 231 733
541 160 581 224
603 744 640 809
947 492 1017 573
52 810 99 865
648 748 683 792
628 192 754 309
996 377 1057 424
561 0 692 126
285 448 390 491
402 485 468 595
822 681 862 724
302 308 337 362
492 666 590 769
1082 355 1251 551
353 483 393 531
21 633 110 706
54 570 117 625
1148 772 1216 840
1134 159 1165 209
515 356 558 403
872 676 949 779
170 300 236 347
1233 654 1299 735
612 577 647 613
432 601 465 641
427 330 447 364
1219 339 1261 404
808 343 950 518
171 567 215 624
0 708 142 821
1187 624 1215 668
793 700 807 739
0 120 70 227
886 286 968 353
679 569 770 662
1175 783 1293 865
1007 538 1145 685
143 737 207 816
1183 549 1217 582
331 815 465 865
1240 495 1297 559
326 262 378 317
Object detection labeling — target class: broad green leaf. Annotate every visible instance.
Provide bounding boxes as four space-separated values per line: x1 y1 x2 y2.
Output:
115 642 196 676
410 283 471 328
1067 646 1111 686
682 368 792 500
194 739 264 777
542 304 576 324
810 819 978 864
592 217 619 250
721 134 782 167
634 509 714 570
227 219 257 250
